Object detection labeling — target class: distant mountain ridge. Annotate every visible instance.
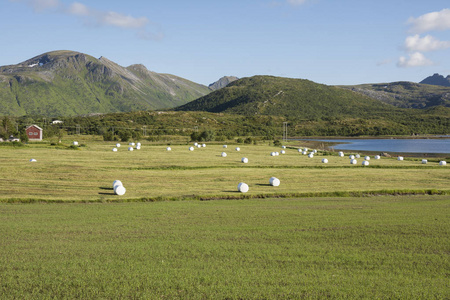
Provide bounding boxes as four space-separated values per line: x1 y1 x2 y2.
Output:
208 76 239 90
420 73 450 87
0 50 211 117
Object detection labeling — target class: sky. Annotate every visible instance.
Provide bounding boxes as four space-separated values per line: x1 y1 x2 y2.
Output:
1 0 450 86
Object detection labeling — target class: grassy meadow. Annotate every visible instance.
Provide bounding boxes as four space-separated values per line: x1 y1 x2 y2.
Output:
0 137 449 298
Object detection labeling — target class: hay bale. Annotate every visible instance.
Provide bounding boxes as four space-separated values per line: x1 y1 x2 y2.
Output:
302 151 307 155
308 153 314 158
189 146 194 151
322 158 328 163
128 147 134 151
223 145 227 148
114 185 126 196
221 152 227 157
374 155 381 159
235 147 240 151
271 152 276 156
197 144 202 148
439 161 447 166
355 154 360 158
350 159 357 164
281 150 286 154
422 159 427 164
314 150 317 154
237 182 249 193
282 146 286 149
269 177 280 186
364 156 370 160
112 148 118 152
349 155 355 159
362 160 369 166
398 156 404 161
241 157 248 163
73 141 78 146
113 180 123 189
202 144 206 147
29 159 37 162
137 142 141 147
166 147 172 151
116 143 121 148
338 151 344 157
194 142 198 146
275 152 280 156
298 148 302 152
129 142 135 146
136 146 141 150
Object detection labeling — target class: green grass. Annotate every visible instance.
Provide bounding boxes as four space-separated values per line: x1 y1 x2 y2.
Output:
1 195 449 299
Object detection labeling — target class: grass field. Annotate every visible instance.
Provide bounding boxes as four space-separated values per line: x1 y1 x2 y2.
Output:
0 138 448 202
1 195 449 299
0 138 449 298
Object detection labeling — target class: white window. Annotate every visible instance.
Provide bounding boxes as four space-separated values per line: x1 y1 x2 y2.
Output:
28 132 33 135
34 132 38 135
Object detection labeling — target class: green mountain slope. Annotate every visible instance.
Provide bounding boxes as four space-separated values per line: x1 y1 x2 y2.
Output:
0 50 211 117
341 81 450 108
177 75 403 119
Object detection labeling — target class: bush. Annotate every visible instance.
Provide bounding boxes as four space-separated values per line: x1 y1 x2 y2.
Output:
273 139 281 146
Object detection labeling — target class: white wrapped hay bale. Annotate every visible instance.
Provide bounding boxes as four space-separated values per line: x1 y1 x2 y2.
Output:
422 159 427 164
166 147 171 151
349 155 355 159
137 142 141 147
223 145 227 148
241 157 248 163
314 150 317 154
271 152 276 156
322 158 328 163
269 177 280 187
304 148 308 152
350 159 357 165
362 160 369 166
302 151 307 155
439 161 447 166
73 141 78 146
136 146 141 150
189 146 194 151
112 180 123 189
298 148 302 153
129 142 135 146
29 159 37 162
221 152 227 157
197 144 202 148
398 156 404 161
374 155 381 160
128 147 133 151
114 185 126 196
194 142 198 146
237 182 249 193
338 151 344 157
281 150 286 154
275 152 280 156
282 146 286 149
364 156 370 160
116 143 121 148
112 148 118 152
202 144 206 147
308 153 314 158
235 147 240 151
355 154 360 158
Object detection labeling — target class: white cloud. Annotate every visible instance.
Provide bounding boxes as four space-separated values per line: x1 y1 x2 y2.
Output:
101 11 148 29
404 34 450 52
287 0 308 6
68 2 89 16
397 52 433 68
408 8 450 33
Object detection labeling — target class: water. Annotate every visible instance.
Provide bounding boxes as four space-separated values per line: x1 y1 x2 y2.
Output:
300 138 450 154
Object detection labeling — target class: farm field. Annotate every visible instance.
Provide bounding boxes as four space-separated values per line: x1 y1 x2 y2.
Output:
1 195 449 298
0 139 449 202
0 138 449 298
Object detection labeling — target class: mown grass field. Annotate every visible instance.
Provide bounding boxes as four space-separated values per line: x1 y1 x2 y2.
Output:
0 138 448 201
0 138 449 298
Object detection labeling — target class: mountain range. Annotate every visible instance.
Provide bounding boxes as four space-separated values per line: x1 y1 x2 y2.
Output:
0 50 211 117
0 50 449 118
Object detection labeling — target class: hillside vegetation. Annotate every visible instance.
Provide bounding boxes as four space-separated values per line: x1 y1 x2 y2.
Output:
341 81 450 108
0 50 211 117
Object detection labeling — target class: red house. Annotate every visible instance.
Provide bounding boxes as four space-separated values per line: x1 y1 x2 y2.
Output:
26 125 43 141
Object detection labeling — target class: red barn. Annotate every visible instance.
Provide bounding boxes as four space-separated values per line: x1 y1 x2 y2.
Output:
26 125 43 141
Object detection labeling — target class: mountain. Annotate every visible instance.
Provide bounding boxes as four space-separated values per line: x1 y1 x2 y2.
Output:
420 73 450 87
341 81 450 108
208 76 239 90
176 75 404 119
0 50 211 117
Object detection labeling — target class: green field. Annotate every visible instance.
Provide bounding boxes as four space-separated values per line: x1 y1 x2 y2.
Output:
0 139 449 298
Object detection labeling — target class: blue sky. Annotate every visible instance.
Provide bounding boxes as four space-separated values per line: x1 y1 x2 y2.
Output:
1 0 449 86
